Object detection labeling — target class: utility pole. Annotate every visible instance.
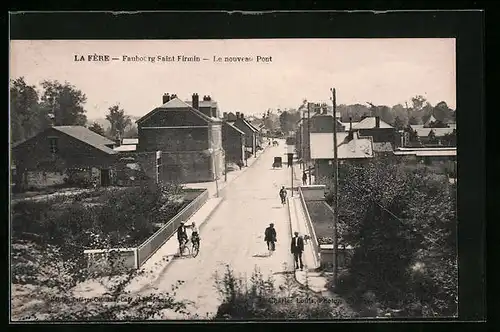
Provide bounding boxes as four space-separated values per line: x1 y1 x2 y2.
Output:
291 159 294 197
307 104 311 185
330 88 339 285
224 149 228 182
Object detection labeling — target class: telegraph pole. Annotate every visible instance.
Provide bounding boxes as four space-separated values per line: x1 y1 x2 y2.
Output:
330 88 339 285
307 104 311 185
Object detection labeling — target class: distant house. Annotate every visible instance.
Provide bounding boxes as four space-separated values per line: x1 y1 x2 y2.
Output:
402 111 456 147
135 93 224 183
222 121 245 164
352 116 395 144
309 130 373 180
394 147 457 176
229 112 259 156
12 126 119 190
114 138 138 152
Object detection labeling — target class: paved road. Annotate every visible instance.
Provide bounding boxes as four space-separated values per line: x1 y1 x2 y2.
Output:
145 142 295 319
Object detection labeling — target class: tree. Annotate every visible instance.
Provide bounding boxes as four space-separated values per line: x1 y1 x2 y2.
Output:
393 116 405 130
106 105 132 138
88 122 106 136
123 125 138 138
321 159 457 317
432 101 452 124
10 77 44 143
411 95 427 112
40 80 88 126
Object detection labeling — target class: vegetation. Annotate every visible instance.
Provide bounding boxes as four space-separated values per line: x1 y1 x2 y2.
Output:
11 238 188 321
318 157 458 317
11 184 190 251
105 104 132 138
10 77 138 144
213 264 355 320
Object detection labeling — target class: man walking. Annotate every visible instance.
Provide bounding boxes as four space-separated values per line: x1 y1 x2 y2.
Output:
264 223 277 253
279 186 287 205
291 231 304 270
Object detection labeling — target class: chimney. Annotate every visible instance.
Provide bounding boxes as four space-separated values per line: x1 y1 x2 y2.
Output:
375 116 380 128
192 93 199 110
236 111 240 119
170 93 177 99
223 112 228 120
162 93 170 104
322 106 328 115
207 95 211 101
240 113 244 119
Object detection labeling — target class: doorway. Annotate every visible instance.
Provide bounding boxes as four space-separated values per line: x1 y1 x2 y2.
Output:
100 169 110 186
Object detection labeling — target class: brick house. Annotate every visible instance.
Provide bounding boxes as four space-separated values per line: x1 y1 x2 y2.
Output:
11 126 119 190
222 121 245 164
228 112 258 156
352 116 396 144
135 93 224 183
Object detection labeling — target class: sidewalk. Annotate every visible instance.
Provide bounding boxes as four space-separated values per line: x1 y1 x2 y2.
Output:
288 196 327 293
124 196 224 294
72 197 224 298
183 146 270 197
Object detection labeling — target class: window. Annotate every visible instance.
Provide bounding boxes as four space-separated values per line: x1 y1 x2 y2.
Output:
49 137 58 153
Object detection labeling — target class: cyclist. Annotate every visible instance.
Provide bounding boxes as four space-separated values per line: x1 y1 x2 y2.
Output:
187 221 200 248
177 221 189 253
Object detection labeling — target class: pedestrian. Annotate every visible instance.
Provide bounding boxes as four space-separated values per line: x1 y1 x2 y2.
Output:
264 223 277 253
177 221 188 254
291 231 304 270
279 186 287 205
302 171 307 185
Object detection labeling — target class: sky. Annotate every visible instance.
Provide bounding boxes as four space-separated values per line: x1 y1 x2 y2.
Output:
10 39 456 120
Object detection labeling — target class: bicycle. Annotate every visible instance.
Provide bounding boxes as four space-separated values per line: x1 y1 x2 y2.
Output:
178 237 200 258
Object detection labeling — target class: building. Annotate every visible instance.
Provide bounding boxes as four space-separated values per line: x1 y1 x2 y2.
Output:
393 147 457 177
135 93 224 183
405 123 456 147
222 121 245 164
309 129 374 180
228 112 259 157
352 116 396 144
11 126 119 190
113 138 138 153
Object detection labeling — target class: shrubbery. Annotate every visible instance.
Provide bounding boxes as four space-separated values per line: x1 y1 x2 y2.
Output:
319 158 457 317
213 264 355 320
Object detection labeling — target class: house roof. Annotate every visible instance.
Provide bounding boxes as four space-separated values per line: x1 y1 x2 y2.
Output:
114 144 137 152
310 132 373 160
311 111 342 119
352 117 393 129
245 120 260 132
412 127 455 137
185 100 219 108
136 97 219 124
122 138 138 145
234 118 259 132
224 121 245 135
53 126 117 154
394 148 456 157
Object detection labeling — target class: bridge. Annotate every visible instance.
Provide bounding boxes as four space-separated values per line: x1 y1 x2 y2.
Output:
79 139 337 319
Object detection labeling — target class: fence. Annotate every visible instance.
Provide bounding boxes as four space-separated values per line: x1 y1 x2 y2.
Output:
84 188 209 271
298 186 321 267
136 188 209 267
84 248 138 271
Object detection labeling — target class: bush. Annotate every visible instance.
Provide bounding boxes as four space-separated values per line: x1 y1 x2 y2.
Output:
322 158 457 317
213 264 354 320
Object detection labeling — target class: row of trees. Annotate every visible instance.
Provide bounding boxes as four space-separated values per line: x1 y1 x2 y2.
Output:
320 158 457 317
258 96 455 135
10 77 137 144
